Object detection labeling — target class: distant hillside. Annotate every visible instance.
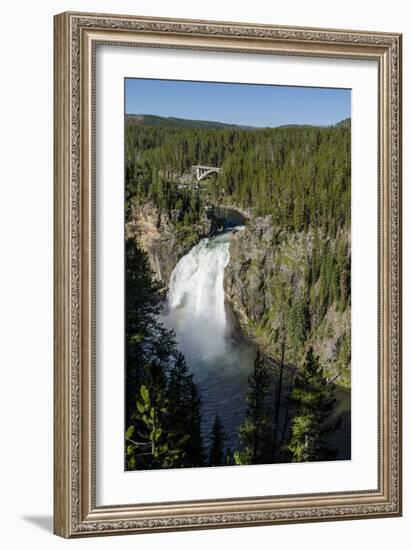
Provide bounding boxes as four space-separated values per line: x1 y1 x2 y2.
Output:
126 113 351 131
277 118 351 130
335 117 351 128
276 124 323 129
126 114 255 130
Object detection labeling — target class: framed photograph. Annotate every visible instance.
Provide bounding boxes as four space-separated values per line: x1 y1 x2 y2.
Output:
53 12 402 537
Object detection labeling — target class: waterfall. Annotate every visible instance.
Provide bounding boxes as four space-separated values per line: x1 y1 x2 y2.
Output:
166 232 232 360
163 225 253 449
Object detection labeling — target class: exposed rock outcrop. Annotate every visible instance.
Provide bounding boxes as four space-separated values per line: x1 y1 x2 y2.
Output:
224 216 351 385
126 200 222 286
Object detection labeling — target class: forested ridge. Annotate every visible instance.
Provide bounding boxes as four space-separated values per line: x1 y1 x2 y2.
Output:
125 115 351 469
126 115 350 234
127 113 255 130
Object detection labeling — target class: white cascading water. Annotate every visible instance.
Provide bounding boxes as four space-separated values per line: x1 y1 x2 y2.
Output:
162 225 255 449
165 232 232 360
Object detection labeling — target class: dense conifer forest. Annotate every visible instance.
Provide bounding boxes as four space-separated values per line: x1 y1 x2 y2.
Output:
125 115 351 469
126 116 350 235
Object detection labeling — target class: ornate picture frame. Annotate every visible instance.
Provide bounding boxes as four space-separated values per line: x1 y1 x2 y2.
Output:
53 11 402 538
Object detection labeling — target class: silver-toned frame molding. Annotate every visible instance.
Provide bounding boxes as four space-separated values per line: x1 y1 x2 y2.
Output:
53 11 402 538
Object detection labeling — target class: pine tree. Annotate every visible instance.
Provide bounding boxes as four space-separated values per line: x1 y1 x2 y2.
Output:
126 362 184 470
271 334 286 461
287 347 339 462
167 352 204 467
125 239 165 427
208 414 226 466
235 351 272 465
287 292 310 354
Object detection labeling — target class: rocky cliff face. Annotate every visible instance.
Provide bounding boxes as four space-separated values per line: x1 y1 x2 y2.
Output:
127 201 350 385
224 216 351 385
126 200 221 286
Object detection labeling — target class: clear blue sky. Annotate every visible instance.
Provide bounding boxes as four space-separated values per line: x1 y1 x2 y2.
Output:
125 78 351 127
